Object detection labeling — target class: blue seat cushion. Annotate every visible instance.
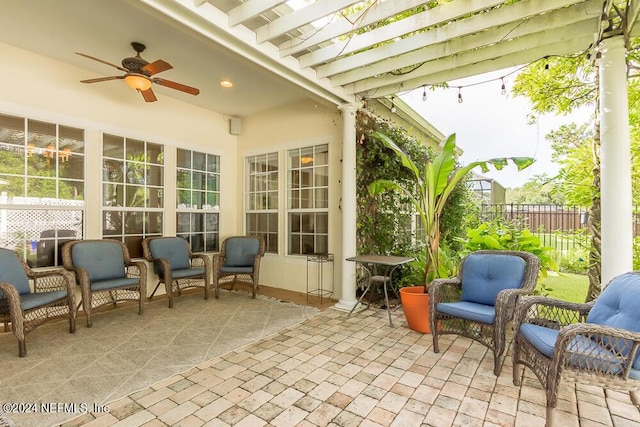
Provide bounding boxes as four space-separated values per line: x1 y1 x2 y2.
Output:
71 241 127 282
520 323 634 376
460 254 526 306
0 248 31 295
149 238 191 273
220 266 253 274
20 290 68 311
436 301 495 324
586 272 640 370
91 277 141 292
170 268 205 279
225 238 259 267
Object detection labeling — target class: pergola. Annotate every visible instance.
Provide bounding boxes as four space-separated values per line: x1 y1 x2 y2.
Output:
138 0 639 309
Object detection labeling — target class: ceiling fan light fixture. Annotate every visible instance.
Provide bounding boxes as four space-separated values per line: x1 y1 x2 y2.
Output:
125 74 152 91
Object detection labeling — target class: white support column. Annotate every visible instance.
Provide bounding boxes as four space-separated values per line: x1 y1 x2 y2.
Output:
599 36 633 287
334 103 358 311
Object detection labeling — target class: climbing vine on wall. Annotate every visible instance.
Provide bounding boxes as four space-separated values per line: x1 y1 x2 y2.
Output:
355 108 475 279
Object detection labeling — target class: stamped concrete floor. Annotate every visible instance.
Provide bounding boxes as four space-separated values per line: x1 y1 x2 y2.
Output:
0 288 320 427
2 288 639 427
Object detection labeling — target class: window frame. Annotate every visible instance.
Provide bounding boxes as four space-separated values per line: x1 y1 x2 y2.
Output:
244 152 279 254
175 147 220 253
286 144 329 256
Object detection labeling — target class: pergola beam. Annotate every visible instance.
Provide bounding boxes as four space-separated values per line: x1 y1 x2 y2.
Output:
298 0 585 69
227 0 288 27
354 34 594 99
278 0 427 57
256 0 362 43
322 0 599 84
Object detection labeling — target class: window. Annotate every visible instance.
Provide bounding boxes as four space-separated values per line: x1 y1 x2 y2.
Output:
245 153 278 253
0 114 85 267
102 133 163 257
287 144 328 255
176 148 219 252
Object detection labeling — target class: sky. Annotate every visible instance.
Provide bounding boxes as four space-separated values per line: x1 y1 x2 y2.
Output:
400 68 594 189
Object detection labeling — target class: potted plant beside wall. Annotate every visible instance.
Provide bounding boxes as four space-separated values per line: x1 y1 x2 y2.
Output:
368 131 533 333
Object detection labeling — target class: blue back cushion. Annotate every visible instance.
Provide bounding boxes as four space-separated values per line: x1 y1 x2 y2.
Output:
586 272 640 369
0 248 31 295
71 240 126 282
225 237 259 267
149 238 191 271
460 253 526 306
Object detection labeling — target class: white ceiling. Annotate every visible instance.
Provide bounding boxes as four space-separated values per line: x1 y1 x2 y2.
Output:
0 0 312 117
0 0 636 118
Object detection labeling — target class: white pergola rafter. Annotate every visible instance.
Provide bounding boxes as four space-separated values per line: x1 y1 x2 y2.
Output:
321 0 600 84
170 0 634 105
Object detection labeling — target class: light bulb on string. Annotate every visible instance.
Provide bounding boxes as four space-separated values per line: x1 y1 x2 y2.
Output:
500 78 507 96
390 96 396 113
422 85 427 102
457 88 463 104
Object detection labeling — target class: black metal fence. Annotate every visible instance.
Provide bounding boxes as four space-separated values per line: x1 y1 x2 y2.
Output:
478 204 588 251
478 204 640 251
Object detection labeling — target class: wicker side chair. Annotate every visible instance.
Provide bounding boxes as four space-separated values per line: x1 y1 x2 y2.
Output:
142 236 211 308
213 236 265 299
429 250 540 376
512 271 640 421
0 248 76 357
62 239 147 327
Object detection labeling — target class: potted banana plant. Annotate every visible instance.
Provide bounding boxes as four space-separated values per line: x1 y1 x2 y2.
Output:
368 131 534 333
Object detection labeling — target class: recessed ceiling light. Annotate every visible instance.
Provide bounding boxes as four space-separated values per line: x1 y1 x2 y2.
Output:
220 80 233 88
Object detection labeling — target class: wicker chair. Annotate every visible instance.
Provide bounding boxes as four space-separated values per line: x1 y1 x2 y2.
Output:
142 236 211 308
62 239 147 327
213 236 264 299
429 250 540 376
512 271 640 420
0 248 76 357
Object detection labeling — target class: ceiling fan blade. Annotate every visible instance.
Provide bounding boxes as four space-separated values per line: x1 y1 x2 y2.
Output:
153 78 200 95
75 52 128 73
140 88 157 102
80 76 124 83
142 60 172 76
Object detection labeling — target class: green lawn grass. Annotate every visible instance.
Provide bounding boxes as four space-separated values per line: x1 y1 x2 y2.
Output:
537 271 589 303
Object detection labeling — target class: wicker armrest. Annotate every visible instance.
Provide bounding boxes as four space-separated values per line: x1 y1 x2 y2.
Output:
495 287 534 324
31 269 76 294
554 323 640 376
190 253 210 269
514 296 594 331
0 282 23 331
428 277 462 304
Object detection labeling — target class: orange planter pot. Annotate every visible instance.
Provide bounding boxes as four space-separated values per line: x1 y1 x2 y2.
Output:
399 286 432 333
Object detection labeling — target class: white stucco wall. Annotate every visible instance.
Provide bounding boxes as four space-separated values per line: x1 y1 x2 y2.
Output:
0 41 345 299
237 101 344 297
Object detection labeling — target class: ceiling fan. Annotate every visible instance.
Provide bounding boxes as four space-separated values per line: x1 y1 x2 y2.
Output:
76 42 200 102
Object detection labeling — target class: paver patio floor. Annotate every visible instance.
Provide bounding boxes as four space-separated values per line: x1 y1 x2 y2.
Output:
2 288 639 426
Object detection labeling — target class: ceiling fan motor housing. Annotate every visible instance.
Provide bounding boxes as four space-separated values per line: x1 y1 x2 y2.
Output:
122 42 150 74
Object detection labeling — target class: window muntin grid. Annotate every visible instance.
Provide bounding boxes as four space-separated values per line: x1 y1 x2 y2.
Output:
176 148 220 252
245 153 278 254
102 133 164 258
287 144 328 255
0 113 85 267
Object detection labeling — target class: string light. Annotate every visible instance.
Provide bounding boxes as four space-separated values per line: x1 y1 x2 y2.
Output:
367 52 591 107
